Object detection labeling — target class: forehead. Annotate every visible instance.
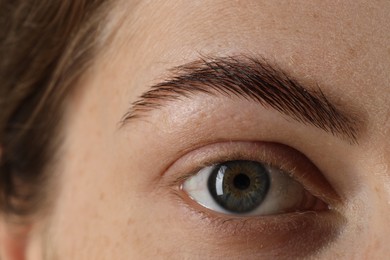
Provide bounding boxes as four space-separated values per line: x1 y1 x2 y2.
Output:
96 0 389 137
108 1 389 91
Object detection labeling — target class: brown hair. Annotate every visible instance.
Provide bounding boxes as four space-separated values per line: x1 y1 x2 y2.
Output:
0 0 110 217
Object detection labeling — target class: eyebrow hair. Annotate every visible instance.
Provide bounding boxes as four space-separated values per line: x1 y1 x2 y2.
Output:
120 56 361 144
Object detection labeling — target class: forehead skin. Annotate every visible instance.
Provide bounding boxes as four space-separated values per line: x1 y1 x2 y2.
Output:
110 0 390 144
40 1 390 259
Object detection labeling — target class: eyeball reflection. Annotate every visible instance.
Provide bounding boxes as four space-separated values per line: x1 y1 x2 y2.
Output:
182 160 324 216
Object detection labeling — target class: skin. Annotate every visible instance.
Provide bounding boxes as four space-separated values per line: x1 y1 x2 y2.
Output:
1 0 390 259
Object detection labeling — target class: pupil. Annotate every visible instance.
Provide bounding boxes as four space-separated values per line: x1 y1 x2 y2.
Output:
233 173 251 190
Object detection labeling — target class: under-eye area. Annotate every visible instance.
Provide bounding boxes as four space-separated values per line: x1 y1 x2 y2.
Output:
164 141 344 258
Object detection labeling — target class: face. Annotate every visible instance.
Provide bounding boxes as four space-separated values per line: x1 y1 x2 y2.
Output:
25 0 390 259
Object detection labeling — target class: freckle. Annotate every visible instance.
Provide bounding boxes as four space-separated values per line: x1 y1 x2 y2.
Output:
127 218 134 225
99 192 105 200
348 47 357 58
312 13 319 19
199 111 208 119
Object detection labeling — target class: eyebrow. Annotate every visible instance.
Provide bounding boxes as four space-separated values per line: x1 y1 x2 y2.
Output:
120 56 361 144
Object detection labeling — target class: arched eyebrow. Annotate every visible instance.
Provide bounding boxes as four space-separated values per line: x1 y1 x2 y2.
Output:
120 56 362 144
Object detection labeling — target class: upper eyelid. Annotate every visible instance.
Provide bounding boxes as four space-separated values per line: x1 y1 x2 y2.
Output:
119 55 364 145
164 141 340 206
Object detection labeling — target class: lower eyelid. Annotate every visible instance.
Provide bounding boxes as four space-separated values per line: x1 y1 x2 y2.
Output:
173 189 345 258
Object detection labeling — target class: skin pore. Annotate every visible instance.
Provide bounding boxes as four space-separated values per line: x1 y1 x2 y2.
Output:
1 0 390 259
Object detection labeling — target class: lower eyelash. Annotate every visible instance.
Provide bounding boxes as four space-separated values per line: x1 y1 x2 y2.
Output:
171 188 345 258
173 187 341 234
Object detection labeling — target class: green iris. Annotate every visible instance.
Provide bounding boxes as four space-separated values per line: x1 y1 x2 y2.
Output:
207 160 270 213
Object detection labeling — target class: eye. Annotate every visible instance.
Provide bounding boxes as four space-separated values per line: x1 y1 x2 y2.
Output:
182 160 328 216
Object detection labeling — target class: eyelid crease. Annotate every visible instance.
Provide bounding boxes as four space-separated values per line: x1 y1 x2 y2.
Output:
120 55 363 145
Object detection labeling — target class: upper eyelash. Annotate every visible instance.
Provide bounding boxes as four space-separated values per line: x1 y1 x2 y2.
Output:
175 153 293 190
166 141 341 211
